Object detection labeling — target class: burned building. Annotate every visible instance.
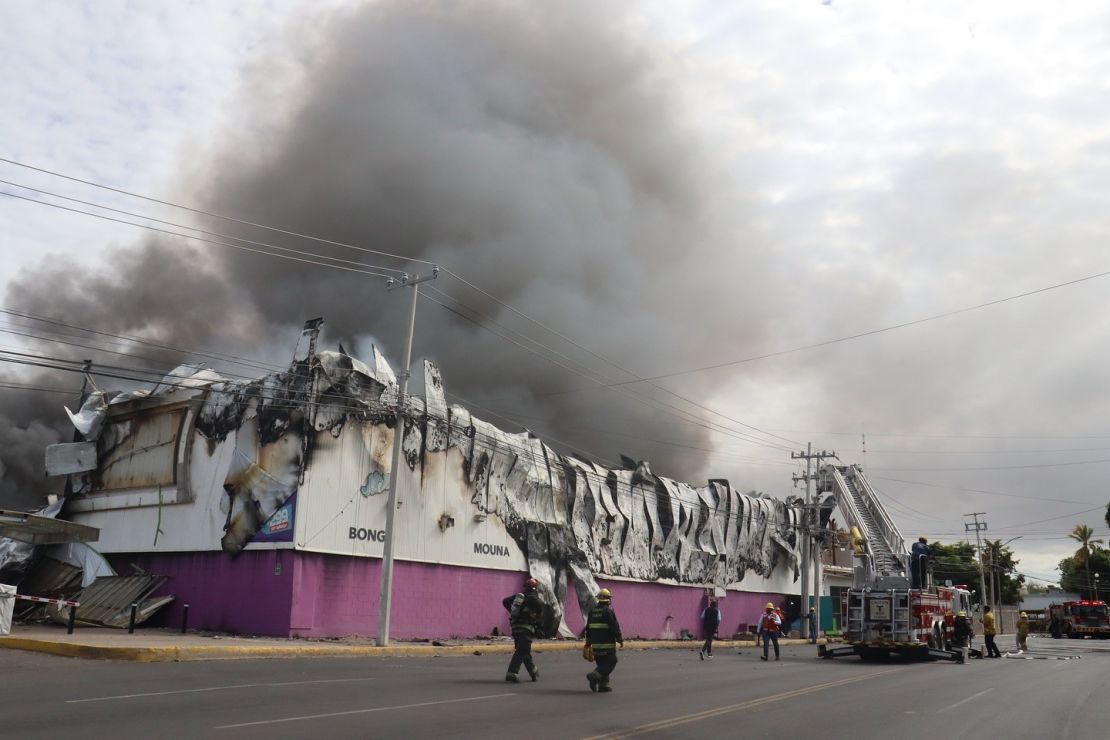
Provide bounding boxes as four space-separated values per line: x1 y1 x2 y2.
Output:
53 328 805 639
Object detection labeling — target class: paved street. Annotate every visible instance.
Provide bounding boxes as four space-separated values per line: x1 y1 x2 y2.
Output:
1 635 1108 739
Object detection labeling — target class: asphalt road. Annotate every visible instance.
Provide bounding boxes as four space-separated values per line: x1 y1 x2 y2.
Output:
1 635 1107 739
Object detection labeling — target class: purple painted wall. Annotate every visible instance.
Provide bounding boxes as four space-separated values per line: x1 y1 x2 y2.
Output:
289 553 528 639
564 579 786 639
110 550 787 639
111 550 294 636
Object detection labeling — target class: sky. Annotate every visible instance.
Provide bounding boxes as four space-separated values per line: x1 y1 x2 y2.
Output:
3 0 1110 585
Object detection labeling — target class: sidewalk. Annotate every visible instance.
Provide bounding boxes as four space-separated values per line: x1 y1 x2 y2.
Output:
0 624 828 662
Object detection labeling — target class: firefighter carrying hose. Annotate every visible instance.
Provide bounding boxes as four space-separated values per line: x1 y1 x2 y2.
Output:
503 577 543 683
584 588 623 692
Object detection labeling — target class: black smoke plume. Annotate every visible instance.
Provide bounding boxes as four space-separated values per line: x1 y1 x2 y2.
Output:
0 1 777 509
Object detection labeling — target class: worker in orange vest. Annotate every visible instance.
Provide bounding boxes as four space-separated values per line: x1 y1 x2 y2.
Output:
759 602 782 661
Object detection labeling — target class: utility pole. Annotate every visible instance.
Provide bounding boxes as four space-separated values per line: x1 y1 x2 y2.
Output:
964 513 989 611
792 444 836 641
376 267 438 647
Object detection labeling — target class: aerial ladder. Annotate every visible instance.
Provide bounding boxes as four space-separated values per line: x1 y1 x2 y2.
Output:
817 464 975 662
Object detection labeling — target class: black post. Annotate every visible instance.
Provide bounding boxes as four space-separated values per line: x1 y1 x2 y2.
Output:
181 604 189 634
67 605 77 635
128 603 138 634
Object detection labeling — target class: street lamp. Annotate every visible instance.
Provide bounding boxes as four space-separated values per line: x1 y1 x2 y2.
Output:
1096 572 1101 600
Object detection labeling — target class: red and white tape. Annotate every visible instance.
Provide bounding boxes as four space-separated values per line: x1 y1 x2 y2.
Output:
0 592 80 608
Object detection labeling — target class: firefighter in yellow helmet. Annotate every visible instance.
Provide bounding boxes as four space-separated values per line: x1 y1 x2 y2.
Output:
952 610 973 664
759 602 782 661
583 588 623 692
1016 611 1030 653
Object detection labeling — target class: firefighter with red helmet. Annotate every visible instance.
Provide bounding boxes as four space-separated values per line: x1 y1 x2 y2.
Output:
503 577 543 683
584 588 624 692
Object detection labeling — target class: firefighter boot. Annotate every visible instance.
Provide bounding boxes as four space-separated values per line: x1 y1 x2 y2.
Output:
505 672 520 683
587 671 601 692
598 680 613 693
527 665 539 682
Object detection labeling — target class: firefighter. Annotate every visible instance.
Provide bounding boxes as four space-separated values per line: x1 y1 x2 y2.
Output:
1016 611 1030 652
911 536 930 589
502 577 543 683
953 610 973 663
759 602 782 661
584 588 623 692
981 605 1002 658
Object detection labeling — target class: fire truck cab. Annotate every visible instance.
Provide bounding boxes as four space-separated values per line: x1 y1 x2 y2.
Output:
816 465 976 663
1049 600 1110 639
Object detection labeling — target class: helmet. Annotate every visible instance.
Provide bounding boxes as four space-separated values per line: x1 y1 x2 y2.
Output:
597 588 612 601
957 611 966 617
524 577 538 589
1020 611 1028 617
766 602 775 610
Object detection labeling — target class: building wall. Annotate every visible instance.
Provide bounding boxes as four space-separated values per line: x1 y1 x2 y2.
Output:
288 553 786 640
110 550 294 636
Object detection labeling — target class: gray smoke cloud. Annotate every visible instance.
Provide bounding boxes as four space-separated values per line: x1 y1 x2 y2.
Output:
0 1 782 509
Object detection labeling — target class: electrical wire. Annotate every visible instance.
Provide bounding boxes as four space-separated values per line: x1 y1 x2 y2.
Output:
0 157 435 268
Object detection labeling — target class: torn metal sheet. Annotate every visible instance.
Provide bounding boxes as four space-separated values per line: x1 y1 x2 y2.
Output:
64 391 107 440
51 574 171 628
45 441 98 476
0 507 98 546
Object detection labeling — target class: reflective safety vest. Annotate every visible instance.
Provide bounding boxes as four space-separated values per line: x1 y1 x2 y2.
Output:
586 604 621 654
760 613 781 634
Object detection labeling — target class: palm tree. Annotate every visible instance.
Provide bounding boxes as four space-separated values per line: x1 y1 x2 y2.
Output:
1070 524 1104 597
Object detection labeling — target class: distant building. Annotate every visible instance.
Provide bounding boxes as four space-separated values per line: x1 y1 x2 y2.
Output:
1020 587 1082 613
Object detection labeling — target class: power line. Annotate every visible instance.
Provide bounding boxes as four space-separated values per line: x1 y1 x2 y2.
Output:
420 290 794 454
871 475 1091 505
0 157 434 268
0 159 801 452
586 266 1110 386
0 190 398 279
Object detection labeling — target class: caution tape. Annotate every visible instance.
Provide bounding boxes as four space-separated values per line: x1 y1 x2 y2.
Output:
0 592 79 608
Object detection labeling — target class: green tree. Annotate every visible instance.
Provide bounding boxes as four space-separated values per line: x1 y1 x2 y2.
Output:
1069 524 1104 596
1059 548 1110 600
929 541 983 604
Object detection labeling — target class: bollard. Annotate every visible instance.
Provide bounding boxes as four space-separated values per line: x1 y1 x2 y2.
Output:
128 602 138 634
181 604 189 634
67 605 77 635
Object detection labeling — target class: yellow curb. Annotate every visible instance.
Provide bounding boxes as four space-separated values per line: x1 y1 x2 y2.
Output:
0 636 828 663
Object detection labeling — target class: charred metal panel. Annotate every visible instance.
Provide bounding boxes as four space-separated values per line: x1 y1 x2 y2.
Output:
96 407 185 491
45 442 98 476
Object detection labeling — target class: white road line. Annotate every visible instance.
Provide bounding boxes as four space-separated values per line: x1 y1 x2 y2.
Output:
939 688 993 713
214 692 516 729
67 677 377 703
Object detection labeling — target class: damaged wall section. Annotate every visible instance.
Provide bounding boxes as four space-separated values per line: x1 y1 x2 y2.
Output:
60 335 803 638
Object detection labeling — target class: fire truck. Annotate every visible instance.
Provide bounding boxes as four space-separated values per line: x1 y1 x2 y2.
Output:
817 464 977 663
1049 600 1110 639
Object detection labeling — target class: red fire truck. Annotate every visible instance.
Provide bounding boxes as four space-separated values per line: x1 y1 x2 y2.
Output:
1049 600 1110 639
817 465 975 663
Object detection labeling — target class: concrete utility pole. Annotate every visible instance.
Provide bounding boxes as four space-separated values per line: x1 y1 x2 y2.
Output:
964 512 989 611
377 268 438 647
792 444 836 641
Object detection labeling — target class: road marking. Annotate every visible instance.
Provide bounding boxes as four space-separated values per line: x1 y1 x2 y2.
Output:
67 677 377 703
214 692 516 729
939 688 992 712
583 669 903 739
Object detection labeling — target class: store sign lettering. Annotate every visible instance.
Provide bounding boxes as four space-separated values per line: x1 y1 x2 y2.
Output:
349 527 387 542
474 542 511 557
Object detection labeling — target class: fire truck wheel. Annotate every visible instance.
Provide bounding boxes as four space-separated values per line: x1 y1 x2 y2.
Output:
930 624 943 649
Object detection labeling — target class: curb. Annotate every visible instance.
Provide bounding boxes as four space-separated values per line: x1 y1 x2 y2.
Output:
0 636 827 663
